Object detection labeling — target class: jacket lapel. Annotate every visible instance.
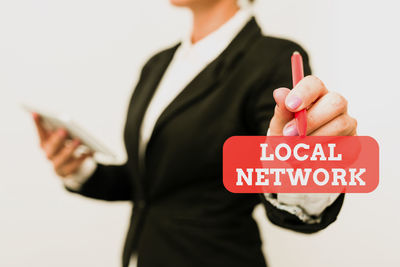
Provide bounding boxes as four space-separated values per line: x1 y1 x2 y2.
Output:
124 45 178 185
126 18 262 188
129 46 179 137
150 18 261 140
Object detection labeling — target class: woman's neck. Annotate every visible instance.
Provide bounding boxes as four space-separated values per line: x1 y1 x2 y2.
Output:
190 1 240 44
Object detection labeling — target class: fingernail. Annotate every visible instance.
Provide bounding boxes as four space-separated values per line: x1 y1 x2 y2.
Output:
286 95 302 110
283 123 299 136
32 112 39 120
73 139 81 146
58 129 67 137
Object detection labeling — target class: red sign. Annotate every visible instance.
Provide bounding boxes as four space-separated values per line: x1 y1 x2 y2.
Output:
223 136 379 193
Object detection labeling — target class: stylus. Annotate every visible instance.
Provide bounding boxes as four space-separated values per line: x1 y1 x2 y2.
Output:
291 51 307 137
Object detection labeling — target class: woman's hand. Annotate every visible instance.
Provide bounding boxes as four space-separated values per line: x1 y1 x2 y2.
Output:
32 113 92 177
268 75 357 136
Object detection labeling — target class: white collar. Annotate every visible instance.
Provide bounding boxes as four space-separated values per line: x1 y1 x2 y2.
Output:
177 8 253 62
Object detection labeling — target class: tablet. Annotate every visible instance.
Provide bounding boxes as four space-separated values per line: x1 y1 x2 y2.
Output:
22 103 117 162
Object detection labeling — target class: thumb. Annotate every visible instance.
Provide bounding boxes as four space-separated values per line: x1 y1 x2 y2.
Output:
268 88 294 136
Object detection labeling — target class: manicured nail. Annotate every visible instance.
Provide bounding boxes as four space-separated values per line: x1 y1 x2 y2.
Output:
286 95 302 110
283 123 299 136
273 89 281 107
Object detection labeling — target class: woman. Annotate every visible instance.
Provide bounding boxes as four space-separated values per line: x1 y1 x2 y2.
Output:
33 0 357 266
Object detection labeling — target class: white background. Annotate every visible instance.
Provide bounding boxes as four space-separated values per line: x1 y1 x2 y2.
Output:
1 0 399 266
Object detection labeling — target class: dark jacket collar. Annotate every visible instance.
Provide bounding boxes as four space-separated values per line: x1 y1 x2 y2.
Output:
150 17 262 136
125 17 262 181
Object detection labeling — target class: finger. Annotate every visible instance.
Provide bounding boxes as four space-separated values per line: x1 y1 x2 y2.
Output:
57 154 90 177
43 129 68 159
283 91 348 135
52 139 81 170
285 75 328 112
32 113 49 144
268 88 294 136
309 114 358 136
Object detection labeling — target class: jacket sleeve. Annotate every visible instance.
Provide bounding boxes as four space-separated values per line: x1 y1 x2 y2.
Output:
64 52 165 202
66 163 133 201
245 41 344 233
261 193 345 233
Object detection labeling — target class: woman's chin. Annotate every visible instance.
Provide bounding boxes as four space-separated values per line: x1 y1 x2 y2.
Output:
169 0 200 7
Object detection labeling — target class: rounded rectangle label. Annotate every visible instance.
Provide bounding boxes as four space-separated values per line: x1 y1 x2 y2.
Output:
223 136 379 193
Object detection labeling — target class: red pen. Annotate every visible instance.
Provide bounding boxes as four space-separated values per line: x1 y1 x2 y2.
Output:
291 51 307 137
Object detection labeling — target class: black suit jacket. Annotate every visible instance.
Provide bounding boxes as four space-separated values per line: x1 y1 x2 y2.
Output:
68 18 344 267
